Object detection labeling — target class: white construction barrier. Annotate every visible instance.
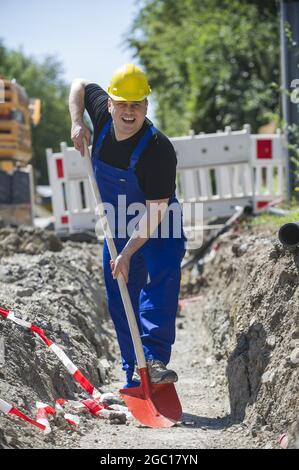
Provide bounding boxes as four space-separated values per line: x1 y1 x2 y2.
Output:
46 143 97 233
46 125 287 234
174 125 253 222
250 130 286 212
173 125 287 222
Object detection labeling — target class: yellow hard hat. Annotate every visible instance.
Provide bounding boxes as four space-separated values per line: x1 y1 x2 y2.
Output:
107 64 151 102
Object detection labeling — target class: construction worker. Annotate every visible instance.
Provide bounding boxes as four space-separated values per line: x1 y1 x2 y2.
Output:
69 64 186 388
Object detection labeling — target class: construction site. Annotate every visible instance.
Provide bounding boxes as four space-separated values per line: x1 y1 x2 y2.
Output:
0 0 298 452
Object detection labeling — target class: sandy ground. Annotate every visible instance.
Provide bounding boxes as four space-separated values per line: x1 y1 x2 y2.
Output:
78 302 277 450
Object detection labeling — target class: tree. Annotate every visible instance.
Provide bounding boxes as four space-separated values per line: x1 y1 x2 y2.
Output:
0 40 71 184
128 0 280 136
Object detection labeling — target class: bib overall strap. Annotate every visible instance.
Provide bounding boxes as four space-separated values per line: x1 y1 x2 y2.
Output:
93 117 112 159
129 126 158 170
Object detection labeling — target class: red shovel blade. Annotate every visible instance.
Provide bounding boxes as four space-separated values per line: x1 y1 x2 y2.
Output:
119 368 182 428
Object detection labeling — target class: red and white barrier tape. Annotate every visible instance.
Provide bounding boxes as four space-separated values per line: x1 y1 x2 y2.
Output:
0 396 83 433
55 397 129 419
0 305 130 432
178 294 203 309
64 413 80 426
0 397 46 431
0 306 100 399
36 402 55 434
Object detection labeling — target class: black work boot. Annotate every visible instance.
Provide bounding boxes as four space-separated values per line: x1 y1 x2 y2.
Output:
133 360 178 384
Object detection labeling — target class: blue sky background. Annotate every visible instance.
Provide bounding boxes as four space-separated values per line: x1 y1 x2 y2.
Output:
0 0 155 119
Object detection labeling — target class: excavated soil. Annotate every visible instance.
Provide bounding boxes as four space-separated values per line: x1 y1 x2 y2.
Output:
0 224 298 449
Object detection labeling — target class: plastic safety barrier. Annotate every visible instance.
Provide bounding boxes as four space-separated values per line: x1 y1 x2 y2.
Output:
46 125 286 234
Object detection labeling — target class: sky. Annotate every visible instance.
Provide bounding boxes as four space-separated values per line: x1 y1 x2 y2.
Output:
0 0 156 119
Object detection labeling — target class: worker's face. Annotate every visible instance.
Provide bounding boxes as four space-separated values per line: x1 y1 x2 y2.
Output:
108 98 148 140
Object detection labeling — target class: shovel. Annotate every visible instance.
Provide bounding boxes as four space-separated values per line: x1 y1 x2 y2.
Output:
83 140 182 428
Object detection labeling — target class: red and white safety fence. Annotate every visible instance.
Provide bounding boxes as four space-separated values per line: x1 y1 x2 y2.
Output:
0 306 131 433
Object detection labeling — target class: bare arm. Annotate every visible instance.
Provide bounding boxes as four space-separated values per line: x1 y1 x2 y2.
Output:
69 79 91 156
110 198 169 282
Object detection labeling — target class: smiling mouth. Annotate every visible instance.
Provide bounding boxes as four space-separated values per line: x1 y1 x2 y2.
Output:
122 117 136 124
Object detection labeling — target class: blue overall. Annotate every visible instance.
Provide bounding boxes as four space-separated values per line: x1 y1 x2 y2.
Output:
92 118 186 387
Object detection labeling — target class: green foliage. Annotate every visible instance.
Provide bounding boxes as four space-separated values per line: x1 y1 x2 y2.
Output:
128 0 280 136
0 40 71 184
250 208 299 230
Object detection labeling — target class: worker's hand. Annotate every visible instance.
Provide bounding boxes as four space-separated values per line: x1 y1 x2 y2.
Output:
110 252 131 283
71 122 91 157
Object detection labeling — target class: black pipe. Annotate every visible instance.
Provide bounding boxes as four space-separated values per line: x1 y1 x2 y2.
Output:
278 222 299 249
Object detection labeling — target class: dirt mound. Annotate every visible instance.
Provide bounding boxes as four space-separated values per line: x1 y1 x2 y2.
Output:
182 227 299 447
0 233 119 448
0 227 63 257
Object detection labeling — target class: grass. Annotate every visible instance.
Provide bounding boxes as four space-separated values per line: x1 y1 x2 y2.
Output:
250 207 299 230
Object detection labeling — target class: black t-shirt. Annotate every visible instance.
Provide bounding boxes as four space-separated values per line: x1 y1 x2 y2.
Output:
84 84 177 200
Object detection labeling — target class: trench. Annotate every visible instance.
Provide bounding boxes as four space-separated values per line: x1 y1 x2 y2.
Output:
0 226 298 449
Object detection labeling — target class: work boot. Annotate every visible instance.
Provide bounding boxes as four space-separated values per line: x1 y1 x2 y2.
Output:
133 360 178 384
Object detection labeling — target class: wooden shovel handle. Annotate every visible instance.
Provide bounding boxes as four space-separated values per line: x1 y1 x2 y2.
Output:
83 139 146 369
